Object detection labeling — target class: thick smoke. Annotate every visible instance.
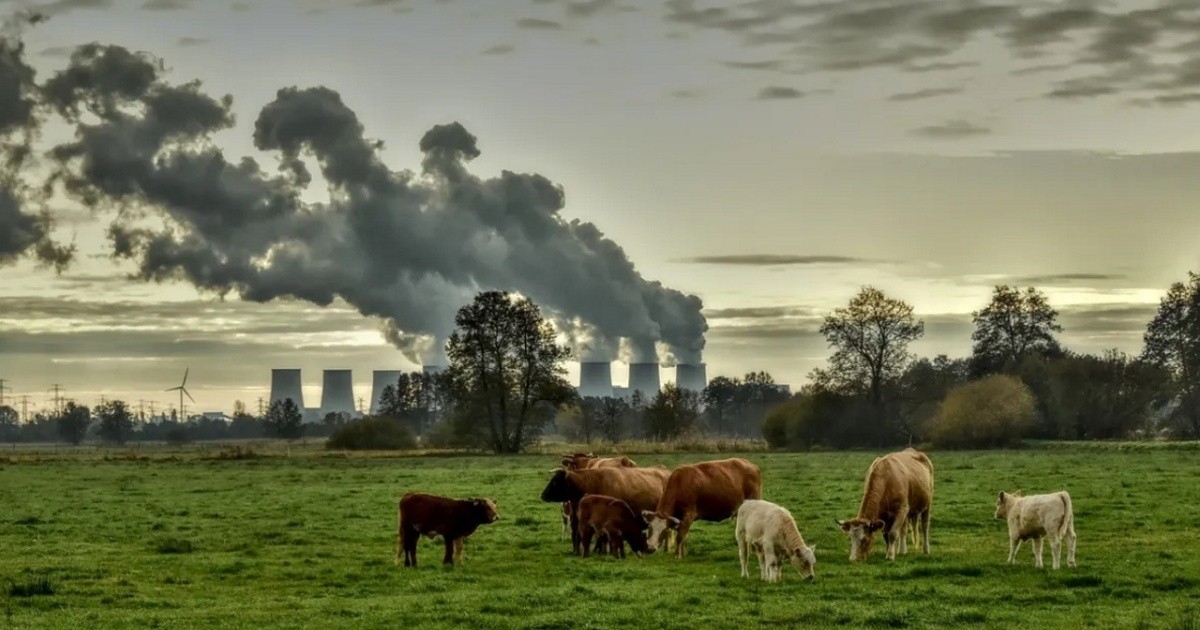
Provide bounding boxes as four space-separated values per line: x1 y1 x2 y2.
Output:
10 37 707 364
0 18 72 270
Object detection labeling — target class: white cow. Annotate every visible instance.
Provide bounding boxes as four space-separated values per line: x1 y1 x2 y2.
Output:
735 499 816 582
994 490 1077 570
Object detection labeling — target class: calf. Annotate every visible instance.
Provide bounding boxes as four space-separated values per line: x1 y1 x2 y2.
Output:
541 466 669 555
576 494 652 558
396 492 500 567
735 499 816 582
995 490 1077 570
558 453 639 539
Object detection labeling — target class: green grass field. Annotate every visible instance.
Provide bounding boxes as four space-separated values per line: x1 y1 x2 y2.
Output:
2 445 1199 629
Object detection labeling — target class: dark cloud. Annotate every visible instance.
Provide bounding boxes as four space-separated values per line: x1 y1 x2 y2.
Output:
669 88 701 99
1137 92 1200 106
481 44 515 55
904 60 979 73
1044 79 1118 99
566 0 618 18
887 86 962 101
1057 303 1157 336
516 17 563 29
176 37 208 47
38 46 74 58
910 119 991 139
26 45 706 366
679 254 868 266
141 0 191 10
704 305 823 320
1006 273 1124 285
756 85 803 99
721 59 786 71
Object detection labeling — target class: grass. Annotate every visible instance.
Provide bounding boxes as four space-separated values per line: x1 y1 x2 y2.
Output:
1 446 1198 628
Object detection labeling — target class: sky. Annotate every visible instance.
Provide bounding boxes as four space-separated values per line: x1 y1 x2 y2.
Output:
2 0 1199 415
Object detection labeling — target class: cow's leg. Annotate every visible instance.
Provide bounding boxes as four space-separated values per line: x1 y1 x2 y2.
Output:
1033 537 1044 569
581 526 594 558
454 538 465 564
675 516 694 559
570 502 581 555
613 533 625 559
761 542 777 582
402 526 418 567
899 521 909 555
1008 536 1021 564
561 503 570 540
1049 533 1061 570
594 532 607 556
738 537 750 578
1066 526 1077 568
443 538 455 565
885 518 904 560
921 509 931 554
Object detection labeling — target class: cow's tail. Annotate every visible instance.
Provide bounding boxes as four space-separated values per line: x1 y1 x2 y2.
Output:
1058 491 1075 537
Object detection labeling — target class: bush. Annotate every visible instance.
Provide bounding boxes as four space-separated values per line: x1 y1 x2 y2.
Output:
325 416 417 451
927 375 1037 448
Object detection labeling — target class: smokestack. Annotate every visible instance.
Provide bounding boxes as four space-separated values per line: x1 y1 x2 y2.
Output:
320 369 355 417
369 370 402 415
269 369 304 409
675 363 707 393
578 361 614 399
628 363 660 398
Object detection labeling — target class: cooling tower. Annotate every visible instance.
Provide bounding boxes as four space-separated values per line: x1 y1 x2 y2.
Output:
269 369 304 409
320 369 355 416
578 361 614 399
369 370 402 415
675 363 708 393
628 363 661 397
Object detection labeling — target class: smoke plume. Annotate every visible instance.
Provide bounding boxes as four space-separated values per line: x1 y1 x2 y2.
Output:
5 36 707 364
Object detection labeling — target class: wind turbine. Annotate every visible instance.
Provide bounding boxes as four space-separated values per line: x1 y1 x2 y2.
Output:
166 368 195 421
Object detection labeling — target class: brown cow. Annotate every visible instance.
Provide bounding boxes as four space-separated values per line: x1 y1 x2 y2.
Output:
576 494 653 558
837 448 934 561
642 457 763 558
396 492 500 567
558 453 640 539
540 466 669 555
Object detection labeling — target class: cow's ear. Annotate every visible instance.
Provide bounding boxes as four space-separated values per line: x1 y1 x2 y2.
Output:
642 510 656 522
668 516 681 526
836 519 850 532
998 491 1005 501
870 520 885 531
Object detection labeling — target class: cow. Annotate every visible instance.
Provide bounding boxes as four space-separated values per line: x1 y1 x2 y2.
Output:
540 466 669 555
557 453 639 539
735 499 816 582
995 490 1077 570
396 492 500 567
576 494 652 558
642 457 763 558
837 448 934 561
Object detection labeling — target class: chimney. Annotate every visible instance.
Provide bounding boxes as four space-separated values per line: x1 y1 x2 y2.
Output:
320 369 355 417
628 362 661 397
578 361 614 399
675 363 707 393
369 370 402 415
269 369 304 409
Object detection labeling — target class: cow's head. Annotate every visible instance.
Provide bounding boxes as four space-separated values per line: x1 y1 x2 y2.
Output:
471 498 500 524
540 469 578 503
641 511 680 552
995 491 1020 520
788 544 817 581
560 452 597 471
837 518 884 561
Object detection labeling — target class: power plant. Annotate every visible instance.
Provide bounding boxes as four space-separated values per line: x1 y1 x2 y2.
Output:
369 370 402 414
320 370 355 417
627 362 661 398
269 369 304 409
578 361 614 399
675 363 708 393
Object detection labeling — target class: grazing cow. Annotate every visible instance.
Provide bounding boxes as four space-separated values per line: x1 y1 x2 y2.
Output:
995 490 1077 570
396 492 500 567
642 457 763 558
837 448 934 561
735 499 816 582
576 494 652 558
557 453 639 539
540 466 669 555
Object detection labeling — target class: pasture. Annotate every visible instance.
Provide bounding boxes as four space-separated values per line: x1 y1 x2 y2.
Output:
2 446 1199 629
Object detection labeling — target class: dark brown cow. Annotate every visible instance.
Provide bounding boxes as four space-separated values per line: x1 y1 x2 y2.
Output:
558 453 640 539
576 494 653 558
642 457 763 558
396 492 500 567
836 448 934 561
540 466 669 555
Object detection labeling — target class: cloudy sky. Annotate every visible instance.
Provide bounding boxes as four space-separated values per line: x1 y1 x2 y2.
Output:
2 0 1199 415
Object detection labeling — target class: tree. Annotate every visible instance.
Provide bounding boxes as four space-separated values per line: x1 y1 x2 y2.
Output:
701 376 740 436
643 383 700 441
446 291 574 453
56 401 91 445
264 398 304 441
596 396 629 443
818 287 924 412
96 399 133 445
899 355 968 443
379 371 452 435
1049 351 1169 440
1141 272 1200 437
970 285 1063 376
0 405 18 442
927 375 1037 449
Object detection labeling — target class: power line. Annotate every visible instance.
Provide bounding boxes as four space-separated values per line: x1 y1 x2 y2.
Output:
0 378 11 405
48 384 64 416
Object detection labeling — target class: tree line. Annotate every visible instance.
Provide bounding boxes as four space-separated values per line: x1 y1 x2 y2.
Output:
764 274 1200 449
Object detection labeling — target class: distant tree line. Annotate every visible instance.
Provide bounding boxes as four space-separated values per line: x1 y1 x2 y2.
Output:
764 273 1200 450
